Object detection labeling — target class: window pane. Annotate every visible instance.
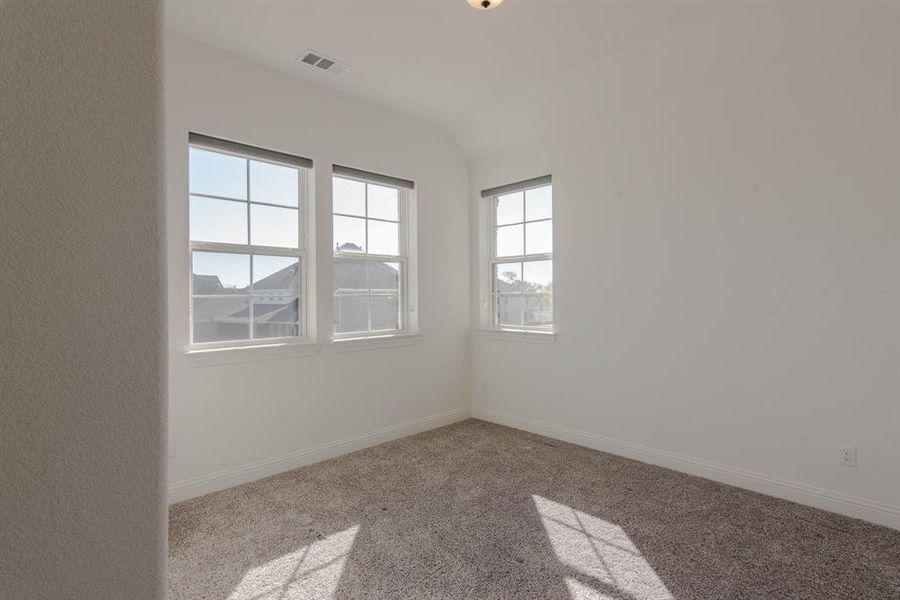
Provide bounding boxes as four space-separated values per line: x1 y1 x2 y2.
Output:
525 186 552 221
189 147 247 200
367 184 399 221
497 294 523 326
250 160 298 207
333 259 368 294
189 195 247 244
523 260 552 292
333 177 365 216
192 296 250 343
494 262 522 294
368 219 399 256
252 256 300 338
496 224 524 258
192 251 249 293
370 262 400 294
250 204 299 248
334 215 366 253
496 192 523 225
253 296 300 339
525 220 552 255
334 294 368 334
253 255 300 290
524 293 553 327
370 295 400 331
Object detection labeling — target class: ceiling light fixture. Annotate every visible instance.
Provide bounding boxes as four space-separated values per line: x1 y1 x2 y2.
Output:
467 0 503 10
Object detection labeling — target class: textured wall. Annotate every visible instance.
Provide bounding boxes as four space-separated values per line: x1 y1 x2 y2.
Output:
0 1 166 597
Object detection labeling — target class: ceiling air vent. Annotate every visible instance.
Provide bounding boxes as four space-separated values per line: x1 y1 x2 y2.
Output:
301 53 321 66
297 50 349 75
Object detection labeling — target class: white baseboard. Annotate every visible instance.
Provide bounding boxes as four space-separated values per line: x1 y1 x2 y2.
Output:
169 406 471 504
472 406 900 530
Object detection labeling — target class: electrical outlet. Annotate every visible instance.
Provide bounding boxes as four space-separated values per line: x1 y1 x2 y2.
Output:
478 382 488 394
839 446 857 467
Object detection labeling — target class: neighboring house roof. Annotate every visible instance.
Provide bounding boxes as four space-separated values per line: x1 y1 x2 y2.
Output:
193 262 300 325
192 295 250 325
254 262 301 292
253 302 297 323
333 254 400 293
193 274 225 294
227 300 298 323
193 256 400 327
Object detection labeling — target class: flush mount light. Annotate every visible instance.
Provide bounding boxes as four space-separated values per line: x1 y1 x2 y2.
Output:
467 0 503 9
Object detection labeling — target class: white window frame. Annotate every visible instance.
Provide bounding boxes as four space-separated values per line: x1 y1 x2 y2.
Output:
188 135 314 351
332 169 417 340
479 176 554 334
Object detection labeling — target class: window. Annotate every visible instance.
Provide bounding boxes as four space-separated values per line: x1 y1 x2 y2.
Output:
485 176 553 330
332 166 415 337
188 133 311 347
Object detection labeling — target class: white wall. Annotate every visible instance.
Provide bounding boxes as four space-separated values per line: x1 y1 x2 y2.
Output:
463 2 900 528
166 35 471 501
1 1 166 597
166 3 900 529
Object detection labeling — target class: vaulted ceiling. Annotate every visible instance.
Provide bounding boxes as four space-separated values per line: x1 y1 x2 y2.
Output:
165 1 720 138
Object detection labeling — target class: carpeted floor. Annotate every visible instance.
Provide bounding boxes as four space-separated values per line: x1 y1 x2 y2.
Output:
169 419 900 599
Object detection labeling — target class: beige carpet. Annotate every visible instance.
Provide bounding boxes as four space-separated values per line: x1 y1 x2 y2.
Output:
169 420 900 599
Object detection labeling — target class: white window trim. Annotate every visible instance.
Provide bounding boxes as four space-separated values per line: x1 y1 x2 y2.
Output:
332 332 423 353
184 340 323 368
478 177 555 338
332 170 418 340
475 328 557 344
188 140 315 351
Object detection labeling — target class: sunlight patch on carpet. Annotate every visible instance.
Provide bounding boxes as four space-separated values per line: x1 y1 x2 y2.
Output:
533 495 672 600
228 525 359 600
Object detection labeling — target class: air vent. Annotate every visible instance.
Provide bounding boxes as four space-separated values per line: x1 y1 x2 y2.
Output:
297 50 349 75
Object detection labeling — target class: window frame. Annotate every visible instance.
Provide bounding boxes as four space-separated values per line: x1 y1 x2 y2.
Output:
481 177 554 333
332 170 416 340
187 137 313 350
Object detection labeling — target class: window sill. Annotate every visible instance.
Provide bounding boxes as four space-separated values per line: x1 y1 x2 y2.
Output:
332 333 423 354
185 341 323 367
476 328 558 344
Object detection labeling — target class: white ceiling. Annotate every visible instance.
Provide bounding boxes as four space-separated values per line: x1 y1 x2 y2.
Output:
165 1 720 134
